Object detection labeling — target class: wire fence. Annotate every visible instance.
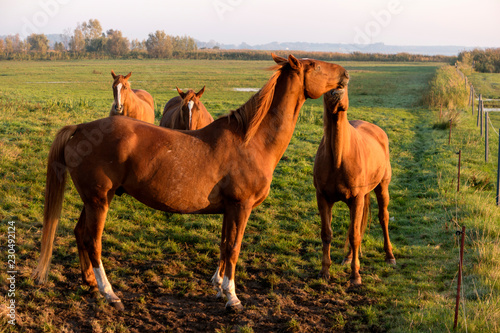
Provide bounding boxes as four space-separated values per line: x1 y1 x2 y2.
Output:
457 66 500 206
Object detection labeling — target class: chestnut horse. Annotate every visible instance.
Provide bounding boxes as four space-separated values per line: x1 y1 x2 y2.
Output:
313 85 396 286
109 70 155 124
32 54 349 311
159 86 214 130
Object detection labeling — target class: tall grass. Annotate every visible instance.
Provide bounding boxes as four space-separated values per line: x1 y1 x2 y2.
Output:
425 65 469 110
424 65 470 128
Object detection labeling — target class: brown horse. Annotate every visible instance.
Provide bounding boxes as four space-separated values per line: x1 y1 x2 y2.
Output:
159 86 214 130
313 85 396 286
109 70 155 124
32 54 349 311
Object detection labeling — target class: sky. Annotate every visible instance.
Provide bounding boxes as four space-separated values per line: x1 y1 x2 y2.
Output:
0 0 499 48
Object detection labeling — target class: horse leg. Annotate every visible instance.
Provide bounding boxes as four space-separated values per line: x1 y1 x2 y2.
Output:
347 196 365 285
317 192 333 280
221 202 252 312
375 181 396 265
83 200 124 310
74 207 98 292
343 192 370 265
211 216 226 298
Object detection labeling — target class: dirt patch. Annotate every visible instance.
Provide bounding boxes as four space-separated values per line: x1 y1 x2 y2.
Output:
7 256 381 333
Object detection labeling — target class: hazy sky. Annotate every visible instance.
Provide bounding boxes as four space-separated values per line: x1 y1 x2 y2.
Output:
1 0 499 47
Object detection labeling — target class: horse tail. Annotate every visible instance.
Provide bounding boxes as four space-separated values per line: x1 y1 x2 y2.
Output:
32 125 77 284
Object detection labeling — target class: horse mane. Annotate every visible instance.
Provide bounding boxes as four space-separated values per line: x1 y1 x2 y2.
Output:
224 63 286 144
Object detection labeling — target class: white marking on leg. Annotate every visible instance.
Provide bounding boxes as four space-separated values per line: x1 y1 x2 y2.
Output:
93 261 121 304
211 267 224 298
222 276 241 308
187 100 194 129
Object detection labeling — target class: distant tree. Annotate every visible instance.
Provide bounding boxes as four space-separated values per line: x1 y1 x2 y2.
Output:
27 33 49 53
130 39 147 52
4 35 25 55
53 42 66 52
86 35 107 53
172 36 198 52
0 39 4 55
69 28 85 53
146 30 173 58
61 28 72 50
106 29 129 56
80 19 102 41
72 19 104 53
4 37 13 56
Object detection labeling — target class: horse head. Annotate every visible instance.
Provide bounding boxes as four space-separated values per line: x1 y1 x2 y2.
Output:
323 84 349 114
176 86 206 130
271 54 349 100
111 70 132 114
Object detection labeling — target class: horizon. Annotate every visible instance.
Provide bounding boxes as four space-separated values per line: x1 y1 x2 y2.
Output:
1 0 499 50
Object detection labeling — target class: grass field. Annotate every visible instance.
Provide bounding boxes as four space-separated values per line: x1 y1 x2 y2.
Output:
1 59 500 332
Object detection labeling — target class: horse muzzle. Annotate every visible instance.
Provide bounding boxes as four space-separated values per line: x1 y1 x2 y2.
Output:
114 105 123 114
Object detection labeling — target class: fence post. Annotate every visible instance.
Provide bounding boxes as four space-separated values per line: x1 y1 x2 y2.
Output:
477 94 482 127
453 226 466 330
480 99 484 137
485 111 489 162
471 85 474 115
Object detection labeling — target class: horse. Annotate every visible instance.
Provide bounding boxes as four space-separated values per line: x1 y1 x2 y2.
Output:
313 84 396 286
159 86 214 130
109 70 155 124
32 54 349 312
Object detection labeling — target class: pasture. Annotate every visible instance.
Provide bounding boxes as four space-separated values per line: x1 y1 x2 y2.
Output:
1 59 499 332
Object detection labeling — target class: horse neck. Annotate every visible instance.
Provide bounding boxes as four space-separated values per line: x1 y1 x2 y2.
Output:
324 110 352 168
180 105 191 129
255 72 306 164
122 88 137 109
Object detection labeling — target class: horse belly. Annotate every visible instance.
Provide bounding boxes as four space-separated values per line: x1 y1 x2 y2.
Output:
123 167 222 214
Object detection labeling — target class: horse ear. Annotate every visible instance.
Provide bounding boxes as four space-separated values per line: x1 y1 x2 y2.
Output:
111 70 117 79
196 86 205 98
125 72 132 80
272 53 288 65
288 55 302 71
176 87 186 99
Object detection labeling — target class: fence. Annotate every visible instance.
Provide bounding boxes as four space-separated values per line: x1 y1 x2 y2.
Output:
458 65 500 205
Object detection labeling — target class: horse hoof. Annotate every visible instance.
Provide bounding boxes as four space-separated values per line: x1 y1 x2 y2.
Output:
225 301 244 313
386 258 396 265
349 277 362 286
318 271 330 281
215 290 225 299
110 300 125 311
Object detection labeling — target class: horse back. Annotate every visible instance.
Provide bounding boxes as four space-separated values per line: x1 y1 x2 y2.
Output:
132 89 154 110
350 120 389 156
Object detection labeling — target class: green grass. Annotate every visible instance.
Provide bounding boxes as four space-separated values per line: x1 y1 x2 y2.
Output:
1 59 500 332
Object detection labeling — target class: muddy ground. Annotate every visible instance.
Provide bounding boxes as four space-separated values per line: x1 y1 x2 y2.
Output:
4 255 383 333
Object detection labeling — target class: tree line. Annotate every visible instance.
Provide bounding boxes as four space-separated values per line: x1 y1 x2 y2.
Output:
457 48 500 73
0 19 197 60
0 18 456 62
